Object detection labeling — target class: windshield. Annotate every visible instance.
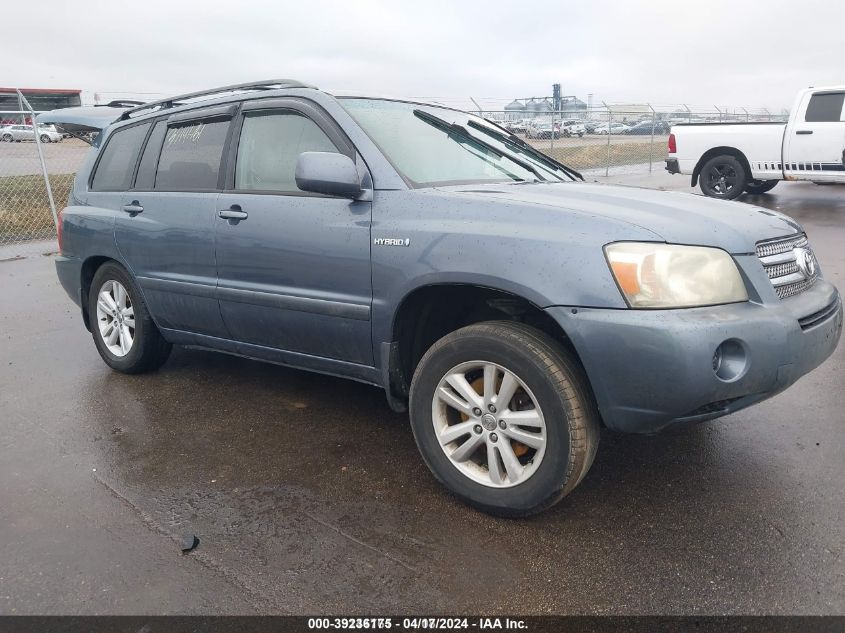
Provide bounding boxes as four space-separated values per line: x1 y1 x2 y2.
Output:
341 98 576 187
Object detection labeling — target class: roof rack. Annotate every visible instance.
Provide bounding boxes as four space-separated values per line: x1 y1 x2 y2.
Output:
119 79 315 120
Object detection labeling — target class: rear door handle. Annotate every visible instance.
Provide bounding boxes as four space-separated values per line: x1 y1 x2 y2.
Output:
121 201 144 215
796 130 813 135
218 206 248 221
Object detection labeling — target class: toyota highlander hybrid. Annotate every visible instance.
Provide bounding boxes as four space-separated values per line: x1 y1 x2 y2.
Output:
38 80 842 516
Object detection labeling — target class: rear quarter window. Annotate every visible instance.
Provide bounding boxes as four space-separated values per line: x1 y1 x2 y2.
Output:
90 122 151 191
154 119 230 191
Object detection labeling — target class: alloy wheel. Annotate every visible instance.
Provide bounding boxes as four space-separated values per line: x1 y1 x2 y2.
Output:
706 163 740 195
431 361 547 488
96 280 135 357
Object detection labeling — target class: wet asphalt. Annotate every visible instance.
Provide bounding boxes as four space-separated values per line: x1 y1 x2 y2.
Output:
0 175 843 615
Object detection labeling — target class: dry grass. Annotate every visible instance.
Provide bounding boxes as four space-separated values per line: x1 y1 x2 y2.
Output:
0 174 73 242
543 142 665 171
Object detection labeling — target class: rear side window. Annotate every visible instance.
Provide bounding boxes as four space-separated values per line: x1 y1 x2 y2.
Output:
805 93 845 122
155 118 230 191
234 111 338 192
91 122 151 191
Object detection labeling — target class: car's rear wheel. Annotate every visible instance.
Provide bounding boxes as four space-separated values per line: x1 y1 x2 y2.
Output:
699 155 746 199
89 262 172 374
409 321 600 517
40 134 50 143
743 180 778 195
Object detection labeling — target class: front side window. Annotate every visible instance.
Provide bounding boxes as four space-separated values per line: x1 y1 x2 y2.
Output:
341 98 568 187
91 122 151 191
805 93 845 122
155 118 230 191
234 110 338 192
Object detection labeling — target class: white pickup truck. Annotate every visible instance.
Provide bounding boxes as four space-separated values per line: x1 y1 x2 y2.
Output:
666 86 845 199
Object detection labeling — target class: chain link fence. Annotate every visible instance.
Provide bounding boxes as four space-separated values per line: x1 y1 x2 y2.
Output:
0 97 790 247
477 104 789 177
0 108 88 246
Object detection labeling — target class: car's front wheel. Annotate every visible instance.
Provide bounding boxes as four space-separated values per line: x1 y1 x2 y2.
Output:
2 134 12 142
89 262 172 374
40 134 51 143
409 321 600 517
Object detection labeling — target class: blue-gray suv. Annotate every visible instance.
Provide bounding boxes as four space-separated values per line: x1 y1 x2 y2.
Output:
40 80 842 516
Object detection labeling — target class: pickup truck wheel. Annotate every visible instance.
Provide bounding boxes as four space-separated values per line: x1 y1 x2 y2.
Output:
89 262 172 374
409 321 600 517
744 180 778 195
700 155 746 199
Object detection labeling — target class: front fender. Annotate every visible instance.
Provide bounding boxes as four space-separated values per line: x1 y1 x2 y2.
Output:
369 189 649 348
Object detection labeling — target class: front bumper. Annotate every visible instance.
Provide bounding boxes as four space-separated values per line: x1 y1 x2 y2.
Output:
546 280 842 434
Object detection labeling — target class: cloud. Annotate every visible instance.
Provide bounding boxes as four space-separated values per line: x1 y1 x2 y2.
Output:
1 0 841 111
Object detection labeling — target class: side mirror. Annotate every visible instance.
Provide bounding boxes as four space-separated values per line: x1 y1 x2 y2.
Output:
295 151 363 199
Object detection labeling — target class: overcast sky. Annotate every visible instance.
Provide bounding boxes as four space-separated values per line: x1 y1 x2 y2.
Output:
2 0 842 112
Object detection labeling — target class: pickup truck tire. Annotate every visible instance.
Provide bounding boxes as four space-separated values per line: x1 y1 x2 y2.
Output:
699 155 746 200
89 262 172 374
744 180 778 195
409 321 600 517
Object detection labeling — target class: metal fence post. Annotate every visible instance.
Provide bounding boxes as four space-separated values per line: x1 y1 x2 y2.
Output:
648 103 656 173
603 102 611 177
16 90 58 231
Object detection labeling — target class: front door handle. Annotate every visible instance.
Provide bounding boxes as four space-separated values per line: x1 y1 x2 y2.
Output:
121 201 144 215
796 130 814 135
218 206 248 221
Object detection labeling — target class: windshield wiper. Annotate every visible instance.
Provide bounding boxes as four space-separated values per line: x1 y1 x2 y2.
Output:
413 109 550 183
467 119 584 182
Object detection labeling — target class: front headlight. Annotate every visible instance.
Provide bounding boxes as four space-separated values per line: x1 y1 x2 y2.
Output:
604 242 748 308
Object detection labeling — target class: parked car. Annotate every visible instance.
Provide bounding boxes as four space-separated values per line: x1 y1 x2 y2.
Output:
1 124 63 143
593 122 631 135
505 119 528 134
526 121 558 139
559 120 586 138
667 86 845 199
625 120 670 135
39 80 842 517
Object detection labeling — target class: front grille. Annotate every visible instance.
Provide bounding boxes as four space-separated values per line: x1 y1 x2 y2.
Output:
755 233 818 300
765 261 799 280
756 234 807 258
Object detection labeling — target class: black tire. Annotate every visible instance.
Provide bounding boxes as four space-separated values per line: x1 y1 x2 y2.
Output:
699 155 746 199
40 134 50 143
2 134 11 142
409 321 600 517
743 180 778 195
88 261 171 374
